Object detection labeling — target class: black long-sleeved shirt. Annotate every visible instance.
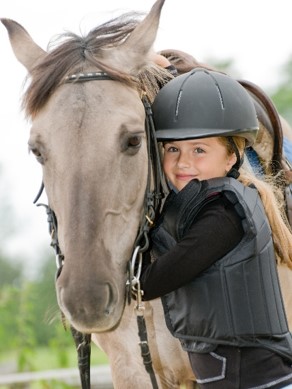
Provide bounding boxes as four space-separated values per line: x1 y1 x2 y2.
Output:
140 194 244 300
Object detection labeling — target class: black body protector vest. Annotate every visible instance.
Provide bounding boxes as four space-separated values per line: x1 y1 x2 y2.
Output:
153 177 292 361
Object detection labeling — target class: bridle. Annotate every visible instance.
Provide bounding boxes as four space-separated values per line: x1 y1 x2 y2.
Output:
34 71 166 389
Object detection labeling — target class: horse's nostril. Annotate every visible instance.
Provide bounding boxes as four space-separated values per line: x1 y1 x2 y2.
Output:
56 280 119 331
104 282 115 315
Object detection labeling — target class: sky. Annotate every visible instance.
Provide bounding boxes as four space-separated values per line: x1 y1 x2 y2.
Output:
1 0 291 276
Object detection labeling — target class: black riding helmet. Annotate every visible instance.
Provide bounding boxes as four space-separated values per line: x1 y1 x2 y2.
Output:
152 68 259 146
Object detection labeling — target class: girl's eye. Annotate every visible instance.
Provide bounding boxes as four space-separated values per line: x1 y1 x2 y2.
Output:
165 146 178 152
194 147 205 154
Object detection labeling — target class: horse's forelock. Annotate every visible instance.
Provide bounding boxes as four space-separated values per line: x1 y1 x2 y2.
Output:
22 13 151 118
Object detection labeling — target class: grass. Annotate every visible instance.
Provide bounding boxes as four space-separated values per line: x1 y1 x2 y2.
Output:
0 345 108 371
31 345 109 369
0 346 109 389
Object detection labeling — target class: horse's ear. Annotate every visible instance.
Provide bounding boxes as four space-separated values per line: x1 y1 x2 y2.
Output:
115 0 165 74
1 18 46 72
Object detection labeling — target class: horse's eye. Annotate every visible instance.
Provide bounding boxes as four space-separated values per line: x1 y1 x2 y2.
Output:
128 135 141 148
31 148 41 157
29 146 44 164
121 133 143 155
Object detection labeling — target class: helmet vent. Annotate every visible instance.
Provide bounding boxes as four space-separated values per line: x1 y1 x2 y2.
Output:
214 81 225 110
175 90 183 119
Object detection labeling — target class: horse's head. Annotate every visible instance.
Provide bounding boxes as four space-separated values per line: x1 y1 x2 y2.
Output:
2 0 166 333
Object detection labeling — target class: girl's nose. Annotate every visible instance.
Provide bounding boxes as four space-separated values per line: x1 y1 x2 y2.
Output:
177 152 190 168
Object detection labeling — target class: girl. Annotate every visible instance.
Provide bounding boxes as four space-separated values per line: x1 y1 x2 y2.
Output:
139 68 292 388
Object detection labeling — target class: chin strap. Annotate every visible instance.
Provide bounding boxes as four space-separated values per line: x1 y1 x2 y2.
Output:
226 137 244 179
226 168 240 179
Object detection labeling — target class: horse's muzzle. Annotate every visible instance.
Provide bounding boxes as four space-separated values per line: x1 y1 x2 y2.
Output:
56 278 124 332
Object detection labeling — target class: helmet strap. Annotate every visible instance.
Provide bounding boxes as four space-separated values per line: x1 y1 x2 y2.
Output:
226 137 243 179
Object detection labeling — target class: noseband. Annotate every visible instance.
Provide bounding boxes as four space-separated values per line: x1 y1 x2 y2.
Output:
34 71 165 389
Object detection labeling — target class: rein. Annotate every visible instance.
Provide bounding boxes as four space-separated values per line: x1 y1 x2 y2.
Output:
34 71 165 389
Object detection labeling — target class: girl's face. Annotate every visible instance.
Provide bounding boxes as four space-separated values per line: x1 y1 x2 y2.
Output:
163 137 237 191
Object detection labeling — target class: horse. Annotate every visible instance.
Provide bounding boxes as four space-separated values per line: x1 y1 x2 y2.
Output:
1 1 196 387
1 0 292 388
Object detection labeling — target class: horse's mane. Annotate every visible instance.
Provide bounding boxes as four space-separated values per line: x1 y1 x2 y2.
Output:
159 49 216 75
23 13 172 117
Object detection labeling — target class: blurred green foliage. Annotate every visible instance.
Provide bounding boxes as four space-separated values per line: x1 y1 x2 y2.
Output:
0 250 108 374
0 256 71 371
270 56 292 123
